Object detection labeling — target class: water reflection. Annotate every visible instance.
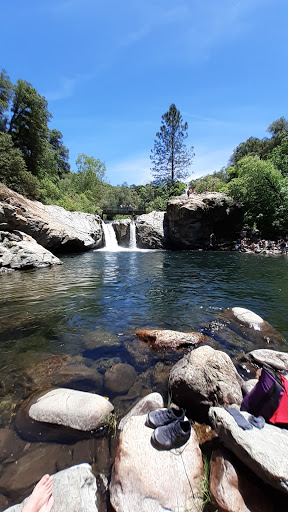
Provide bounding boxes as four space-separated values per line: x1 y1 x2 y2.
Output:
0 251 288 506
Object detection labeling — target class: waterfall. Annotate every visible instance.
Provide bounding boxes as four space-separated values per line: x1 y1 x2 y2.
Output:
102 222 119 251
129 221 137 249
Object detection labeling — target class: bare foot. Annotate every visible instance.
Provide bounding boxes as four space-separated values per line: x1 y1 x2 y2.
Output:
39 495 54 512
22 475 53 512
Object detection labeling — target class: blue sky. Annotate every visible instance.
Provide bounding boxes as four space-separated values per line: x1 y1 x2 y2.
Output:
2 0 288 185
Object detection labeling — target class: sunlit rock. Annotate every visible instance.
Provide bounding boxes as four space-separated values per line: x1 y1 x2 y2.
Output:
110 414 203 512
210 448 274 512
0 185 104 253
28 388 114 431
169 345 243 422
0 231 62 271
4 464 99 512
247 349 288 371
209 407 288 494
136 327 204 349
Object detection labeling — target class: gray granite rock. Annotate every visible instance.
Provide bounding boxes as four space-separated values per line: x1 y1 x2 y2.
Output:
169 345 243 422
4 463 99 512
135 211 165 249
0 185 104 252
0 231 62 270
209 406 288 494
247 349 288 371
110 414 203 512
242 379 258 396
135 328 204 349
165 193 243 249
29 388 114 431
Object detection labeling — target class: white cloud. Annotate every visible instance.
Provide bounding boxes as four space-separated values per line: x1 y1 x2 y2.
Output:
45 78 76 101
107 154 152 186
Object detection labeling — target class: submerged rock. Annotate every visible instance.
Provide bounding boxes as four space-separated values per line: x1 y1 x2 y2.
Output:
110 414 203 512
0 231 62 271
0 185 104 253
209 407 288 494
104 363 137 395
222 307 285 346
169 345 243 422
28 388 114 431
135 328 204 349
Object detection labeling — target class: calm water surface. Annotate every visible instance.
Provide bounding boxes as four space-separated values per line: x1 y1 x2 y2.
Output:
0 250 287 505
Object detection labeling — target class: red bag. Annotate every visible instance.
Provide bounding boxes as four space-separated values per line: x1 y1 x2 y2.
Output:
269 375 288 425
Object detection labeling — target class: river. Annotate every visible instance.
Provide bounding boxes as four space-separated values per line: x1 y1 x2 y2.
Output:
0 249 287 505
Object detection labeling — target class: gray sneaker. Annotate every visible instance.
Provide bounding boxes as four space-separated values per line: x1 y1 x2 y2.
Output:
151 420 191 450
146 407 185 428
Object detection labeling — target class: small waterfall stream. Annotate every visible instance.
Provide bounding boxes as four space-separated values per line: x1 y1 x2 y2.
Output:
129 221 137 249
101 220 138 251
102 222 119 251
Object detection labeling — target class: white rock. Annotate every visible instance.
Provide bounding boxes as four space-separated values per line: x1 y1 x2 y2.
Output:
231 308 264 330
29 388 114 431
4 464 99 512
248 349 288 371
209 406 288 493
110 414 203 512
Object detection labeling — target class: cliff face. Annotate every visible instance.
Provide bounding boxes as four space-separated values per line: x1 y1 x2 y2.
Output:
0 185 104 253
135 211 166 249
166 193 244 250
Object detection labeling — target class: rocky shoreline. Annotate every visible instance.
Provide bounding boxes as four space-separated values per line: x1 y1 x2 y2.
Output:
1 307 287 512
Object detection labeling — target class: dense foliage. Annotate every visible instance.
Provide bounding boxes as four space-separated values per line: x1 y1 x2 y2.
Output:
190 118 288 237
0 71 187 213
150 104 194 186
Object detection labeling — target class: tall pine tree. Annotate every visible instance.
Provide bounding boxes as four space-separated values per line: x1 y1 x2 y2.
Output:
150 104 194 186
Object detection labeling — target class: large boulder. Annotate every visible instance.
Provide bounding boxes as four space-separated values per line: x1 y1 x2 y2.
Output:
169 345 243 422
136 328 204 349
4 464 100 512
112 219 131 247
135 211 166 249
210 448 274 512
28 388 114 431
0 231 62 271
165 192 243 249
0 185 104 253
209 407 288 494
110 414 203 512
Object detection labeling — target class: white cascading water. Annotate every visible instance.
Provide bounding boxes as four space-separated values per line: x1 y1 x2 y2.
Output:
102 222 119 251
129 221 137 249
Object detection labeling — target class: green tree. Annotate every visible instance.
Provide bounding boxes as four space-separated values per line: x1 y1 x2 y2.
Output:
150 104 194 186
0 70 13 132
47 129 70 178
0 132 40 197
229 137 265 166
227 156 286 235
8 79 51 176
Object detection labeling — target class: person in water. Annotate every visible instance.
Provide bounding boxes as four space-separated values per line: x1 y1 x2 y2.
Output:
22 475 54 512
